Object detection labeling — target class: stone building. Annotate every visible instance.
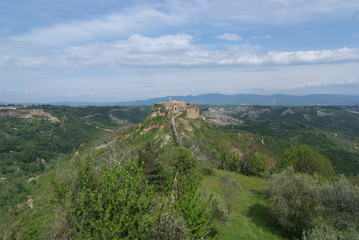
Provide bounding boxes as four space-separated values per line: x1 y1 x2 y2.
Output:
151 97 201 119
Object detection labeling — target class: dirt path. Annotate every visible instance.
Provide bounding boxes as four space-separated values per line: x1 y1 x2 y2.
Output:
171 114 183 145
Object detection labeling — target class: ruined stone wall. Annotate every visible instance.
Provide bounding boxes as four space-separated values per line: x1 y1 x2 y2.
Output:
186 104 200 119
151 101 201 119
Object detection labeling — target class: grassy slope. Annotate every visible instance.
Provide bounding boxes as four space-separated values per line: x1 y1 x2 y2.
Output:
202 170 288 240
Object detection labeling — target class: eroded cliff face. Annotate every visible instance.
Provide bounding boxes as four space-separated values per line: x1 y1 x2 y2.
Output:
0 108 60 122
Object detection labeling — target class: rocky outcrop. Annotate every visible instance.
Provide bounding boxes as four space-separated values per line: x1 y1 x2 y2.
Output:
0 108 60 122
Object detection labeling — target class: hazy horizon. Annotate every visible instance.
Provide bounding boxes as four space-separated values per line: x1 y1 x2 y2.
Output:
2 92 359 105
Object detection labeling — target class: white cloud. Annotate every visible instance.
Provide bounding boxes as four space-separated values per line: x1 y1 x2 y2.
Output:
2 34 359 69
61 33 204 68
216 33 242 41
287 81 325 89
251 35 272 40
11 8 184 46
264 48 359 64
337 78 356 84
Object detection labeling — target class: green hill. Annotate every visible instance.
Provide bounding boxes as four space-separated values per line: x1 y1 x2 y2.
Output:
0 104 283 239
203 105 359 175
0 105 151 235
1 103 358 239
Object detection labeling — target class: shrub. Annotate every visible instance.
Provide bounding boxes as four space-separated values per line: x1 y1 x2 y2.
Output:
67 159 153 240
210 196 230 223
320 175 359 231
220 174 242 210
268 168 320 236
302 224 345 240
201 167 214 176
240 153 266 176
147 209 189 240
248 153 266 175
281 145 335 179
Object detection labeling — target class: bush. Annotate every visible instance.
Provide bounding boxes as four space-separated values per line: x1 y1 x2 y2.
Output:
281 145 335 179
302 224 345 240
220 174 242 210
240 153 266 176
147 209 189 240
320 175 359 231
269 169 359 238
210 196 230 223
201 167 214 176
268 168 320 236
68 159 153 239
248 153 266 175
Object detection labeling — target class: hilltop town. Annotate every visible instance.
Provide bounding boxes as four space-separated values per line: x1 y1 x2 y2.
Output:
151 96 202 119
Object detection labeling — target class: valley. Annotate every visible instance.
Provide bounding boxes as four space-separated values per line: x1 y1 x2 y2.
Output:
203 105 359 175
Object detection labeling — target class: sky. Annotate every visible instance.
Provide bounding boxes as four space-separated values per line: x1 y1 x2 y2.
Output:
1 0 359 103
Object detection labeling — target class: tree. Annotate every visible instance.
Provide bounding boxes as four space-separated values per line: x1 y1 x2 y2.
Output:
138 141 167 191
281 145 335 179
218 149 241 173
241 153 266 176
68 159 153 240
175 176 213 239
268 168 320 236
320 175 359 231
172 148 214 239
174 148 197 179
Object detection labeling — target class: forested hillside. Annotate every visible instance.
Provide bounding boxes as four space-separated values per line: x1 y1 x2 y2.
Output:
0 105 151 228
0 105 150 176
203 105 359 175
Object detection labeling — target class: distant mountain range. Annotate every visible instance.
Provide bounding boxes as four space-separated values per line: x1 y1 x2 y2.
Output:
2 93 359 106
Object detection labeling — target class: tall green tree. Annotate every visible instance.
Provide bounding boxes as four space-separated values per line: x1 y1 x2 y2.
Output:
68 159 153 240
172 148 214 239
138 141 166 190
